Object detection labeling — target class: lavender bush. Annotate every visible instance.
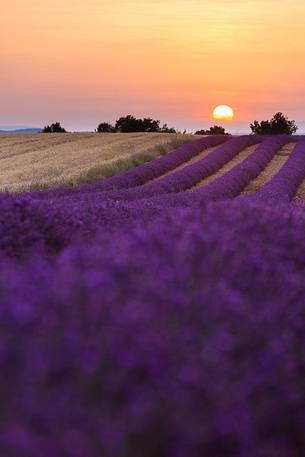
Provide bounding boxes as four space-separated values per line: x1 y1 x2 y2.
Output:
1 136 305 456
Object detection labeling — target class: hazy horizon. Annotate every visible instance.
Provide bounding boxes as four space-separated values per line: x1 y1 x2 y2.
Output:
2 120 305 135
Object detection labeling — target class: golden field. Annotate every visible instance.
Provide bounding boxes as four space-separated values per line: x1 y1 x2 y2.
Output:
0 132 195 192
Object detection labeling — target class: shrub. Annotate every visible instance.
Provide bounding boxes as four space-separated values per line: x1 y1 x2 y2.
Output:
195 125 228 135
42 122 66 133
96 122 116 133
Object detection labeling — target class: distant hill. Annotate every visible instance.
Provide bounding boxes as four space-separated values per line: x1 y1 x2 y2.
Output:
0 128 42 134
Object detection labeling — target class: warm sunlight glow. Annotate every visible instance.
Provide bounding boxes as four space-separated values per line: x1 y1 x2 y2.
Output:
2 0 305 130
213 105 234 121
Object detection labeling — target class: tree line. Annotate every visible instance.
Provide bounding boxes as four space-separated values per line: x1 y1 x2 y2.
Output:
42 112 298 135
97 115 177 133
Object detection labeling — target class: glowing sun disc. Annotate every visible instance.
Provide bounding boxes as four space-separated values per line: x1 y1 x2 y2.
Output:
213 105 234 121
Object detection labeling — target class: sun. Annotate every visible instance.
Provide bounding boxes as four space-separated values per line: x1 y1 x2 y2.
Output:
213 105 234 121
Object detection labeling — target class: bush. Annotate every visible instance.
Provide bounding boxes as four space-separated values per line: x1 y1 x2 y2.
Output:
250 112 298 135
96 122 116 133
195 125 228 135
42 122 66 133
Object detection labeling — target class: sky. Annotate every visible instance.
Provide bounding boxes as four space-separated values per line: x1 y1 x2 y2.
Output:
1 0 305 132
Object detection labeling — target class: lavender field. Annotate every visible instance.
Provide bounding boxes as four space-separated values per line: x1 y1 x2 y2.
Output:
2 134 305 456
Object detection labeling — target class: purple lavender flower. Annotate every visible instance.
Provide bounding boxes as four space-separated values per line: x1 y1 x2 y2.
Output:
1 136 305 456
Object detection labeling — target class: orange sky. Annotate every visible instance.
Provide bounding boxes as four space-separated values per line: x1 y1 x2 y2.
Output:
1 0 305 131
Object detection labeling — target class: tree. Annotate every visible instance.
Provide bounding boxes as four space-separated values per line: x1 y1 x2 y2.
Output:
115 115 160 133
115 115 143 133
96 115 177 133
195 125 228 135
97 122 116 133
141 117 161 132
42 122 66 133
250 112 298 135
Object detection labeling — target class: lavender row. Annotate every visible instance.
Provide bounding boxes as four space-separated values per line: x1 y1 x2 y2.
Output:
132 135 291 208
94 134 227 190
29 135 228 200
250 138 305 202
2 136 305 456
78 135 262 203
2 136 294 257
0 136 270 256
193 134 294 200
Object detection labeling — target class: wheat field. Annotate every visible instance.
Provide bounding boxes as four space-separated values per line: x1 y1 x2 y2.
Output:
0 132 195 192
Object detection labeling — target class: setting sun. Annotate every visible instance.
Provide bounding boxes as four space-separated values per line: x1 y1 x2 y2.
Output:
213 105 234 121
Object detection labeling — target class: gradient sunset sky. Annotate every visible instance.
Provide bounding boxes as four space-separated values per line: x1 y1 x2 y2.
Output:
2 0 305 132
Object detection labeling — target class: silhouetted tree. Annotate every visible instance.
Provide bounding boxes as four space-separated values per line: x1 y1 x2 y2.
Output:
195 125 228 135
141 118 161 132
115 115 159 133
96 115 177 133
115 115 143 132
42 122 66 133
97 122 116 133
250 112 298 135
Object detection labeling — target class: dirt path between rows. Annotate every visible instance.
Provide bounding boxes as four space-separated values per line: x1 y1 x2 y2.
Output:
241 143 295 194
189 144 258 190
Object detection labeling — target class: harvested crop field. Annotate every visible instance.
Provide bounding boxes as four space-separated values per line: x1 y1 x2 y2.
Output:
0 132 195 192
